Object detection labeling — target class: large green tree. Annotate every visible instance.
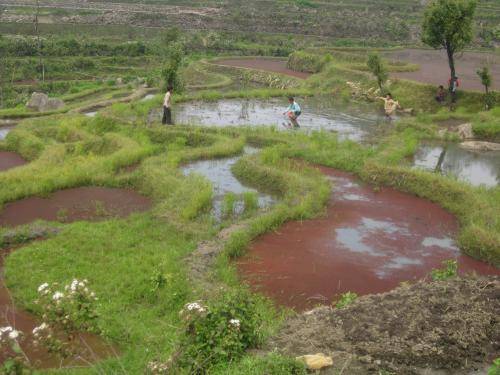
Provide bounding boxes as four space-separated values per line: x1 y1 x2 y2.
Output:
421 0 476 89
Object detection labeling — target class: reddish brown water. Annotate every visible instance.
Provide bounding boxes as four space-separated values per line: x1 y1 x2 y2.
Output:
237 167 500 310
0 247 118 368
0 187 152 227
215 58 311 79
0 151 27 172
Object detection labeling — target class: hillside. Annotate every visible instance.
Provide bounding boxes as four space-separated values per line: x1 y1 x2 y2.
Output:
0 0 499 46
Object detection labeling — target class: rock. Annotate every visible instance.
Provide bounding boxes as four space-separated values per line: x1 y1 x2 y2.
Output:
296 353 333 370
457 123 473 140
26 92 48 111
45 98 65 111
116 77 124 85
460 141 500 152
26 92 65 112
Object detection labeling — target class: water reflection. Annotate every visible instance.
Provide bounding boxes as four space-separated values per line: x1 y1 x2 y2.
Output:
174 97 386 142
0 127 14 140
414 143 500 187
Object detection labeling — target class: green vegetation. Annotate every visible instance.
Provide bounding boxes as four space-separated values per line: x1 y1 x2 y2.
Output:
422 0 477 86
335 292 359 308
431 260 459 280
367 53 389 91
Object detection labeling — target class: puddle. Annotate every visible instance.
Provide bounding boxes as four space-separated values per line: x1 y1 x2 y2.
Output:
0 151 27 172
0 246 117 368
236 167 500 310
413 143 500 187
84 111 98 117
174 97 386 142
0 126 14 140
0 187 152 227
181 147 274 219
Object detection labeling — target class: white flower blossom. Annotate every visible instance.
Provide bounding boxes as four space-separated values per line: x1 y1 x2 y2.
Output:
32 323 48 335
229 319 241 328
185 302 206 313
38 283 49 293
8 330 20 340
52 291 64 301
0 326 13 335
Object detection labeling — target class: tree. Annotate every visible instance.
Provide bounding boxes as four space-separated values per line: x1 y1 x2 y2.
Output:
367 53 388 92
34 0 45 81
476 66 494 109
421 0 476 90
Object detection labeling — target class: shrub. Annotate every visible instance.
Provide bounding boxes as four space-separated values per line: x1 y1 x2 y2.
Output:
287 51 328 73
174 289 266 371
430 259 458 281
335 291 358 308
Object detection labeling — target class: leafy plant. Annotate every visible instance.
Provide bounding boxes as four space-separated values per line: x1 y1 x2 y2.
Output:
242 191 259 214
174 289 265 371
367 53 388 91
335 291 358 308
488 358 500 375
430 259 458 281
477 66 494 109
222 192 238 219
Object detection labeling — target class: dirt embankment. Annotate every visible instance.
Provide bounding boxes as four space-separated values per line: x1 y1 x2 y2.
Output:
215 58 310 80
268 276 499 374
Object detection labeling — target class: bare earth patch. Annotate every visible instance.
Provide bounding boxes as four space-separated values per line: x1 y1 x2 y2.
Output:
267 276 499 374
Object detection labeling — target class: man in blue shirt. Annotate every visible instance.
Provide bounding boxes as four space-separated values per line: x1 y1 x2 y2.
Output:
283 96 301 128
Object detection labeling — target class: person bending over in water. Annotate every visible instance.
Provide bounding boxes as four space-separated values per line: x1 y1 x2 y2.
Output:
283 96 301 128
377 93 400 120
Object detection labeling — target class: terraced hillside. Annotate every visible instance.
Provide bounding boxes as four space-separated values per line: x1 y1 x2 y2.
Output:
1 0 499 45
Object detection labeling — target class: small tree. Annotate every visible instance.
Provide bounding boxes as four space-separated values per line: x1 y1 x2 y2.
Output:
422 0 477 91
477 66 494 109
367 53 388 92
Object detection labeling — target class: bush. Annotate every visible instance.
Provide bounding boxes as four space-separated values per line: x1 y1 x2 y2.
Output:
287 51 328 73
175 289 266 371
430 260 458 281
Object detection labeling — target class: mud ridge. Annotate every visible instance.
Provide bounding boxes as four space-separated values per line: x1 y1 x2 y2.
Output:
267 276 499 374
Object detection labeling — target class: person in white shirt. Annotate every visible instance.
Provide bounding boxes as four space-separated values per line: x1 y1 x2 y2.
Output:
162 86 173 125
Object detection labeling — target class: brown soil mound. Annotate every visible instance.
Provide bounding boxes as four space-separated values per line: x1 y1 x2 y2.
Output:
215 58 310 79
0 151 27 172
0 186 152 227
268 276 500 374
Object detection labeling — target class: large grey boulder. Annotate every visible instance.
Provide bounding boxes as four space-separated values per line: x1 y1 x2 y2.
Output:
26 92 65 112
26 92 49 111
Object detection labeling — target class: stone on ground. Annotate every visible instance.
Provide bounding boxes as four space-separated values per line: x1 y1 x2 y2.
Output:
460 141 500 152
26 92 65 112
296 353 333 370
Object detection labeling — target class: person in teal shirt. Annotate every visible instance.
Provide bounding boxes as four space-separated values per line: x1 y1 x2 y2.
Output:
283 96 301 128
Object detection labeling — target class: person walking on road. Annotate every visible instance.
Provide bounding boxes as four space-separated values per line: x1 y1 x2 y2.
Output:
162 86 173 125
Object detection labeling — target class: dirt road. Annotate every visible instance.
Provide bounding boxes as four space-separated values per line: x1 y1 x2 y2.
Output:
386 49 500 91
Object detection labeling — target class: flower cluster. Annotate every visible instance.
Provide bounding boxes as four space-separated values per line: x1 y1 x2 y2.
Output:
36 279 99 333
32 323 50 344
0 326 22 344
229 319 241 329
147 358 173 374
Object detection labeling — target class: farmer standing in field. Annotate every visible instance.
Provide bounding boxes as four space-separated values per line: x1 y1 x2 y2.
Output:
283 96 301 129
162 86 173 125
377 93 400 120
449 76 459 103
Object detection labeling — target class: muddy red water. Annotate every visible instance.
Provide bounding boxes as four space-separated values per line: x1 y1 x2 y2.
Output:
237 167 500 310
0 186 152 227
0 151 27 172
0 247 117 368
215 58 311 79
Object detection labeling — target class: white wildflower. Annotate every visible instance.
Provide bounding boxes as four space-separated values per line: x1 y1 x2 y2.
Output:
8 330 20 340
185 302 206 313
229 319 241 328
52 291 64 301
0 326 13 334
32 323 48 335
38 283 49 293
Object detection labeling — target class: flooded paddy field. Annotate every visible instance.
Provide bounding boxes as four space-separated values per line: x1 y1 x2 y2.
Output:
0 187 152 227
0 126 14 140
0 151 27 172
237 167 500 310
413 142 500 187
174 97 386 142
181 147 274 220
